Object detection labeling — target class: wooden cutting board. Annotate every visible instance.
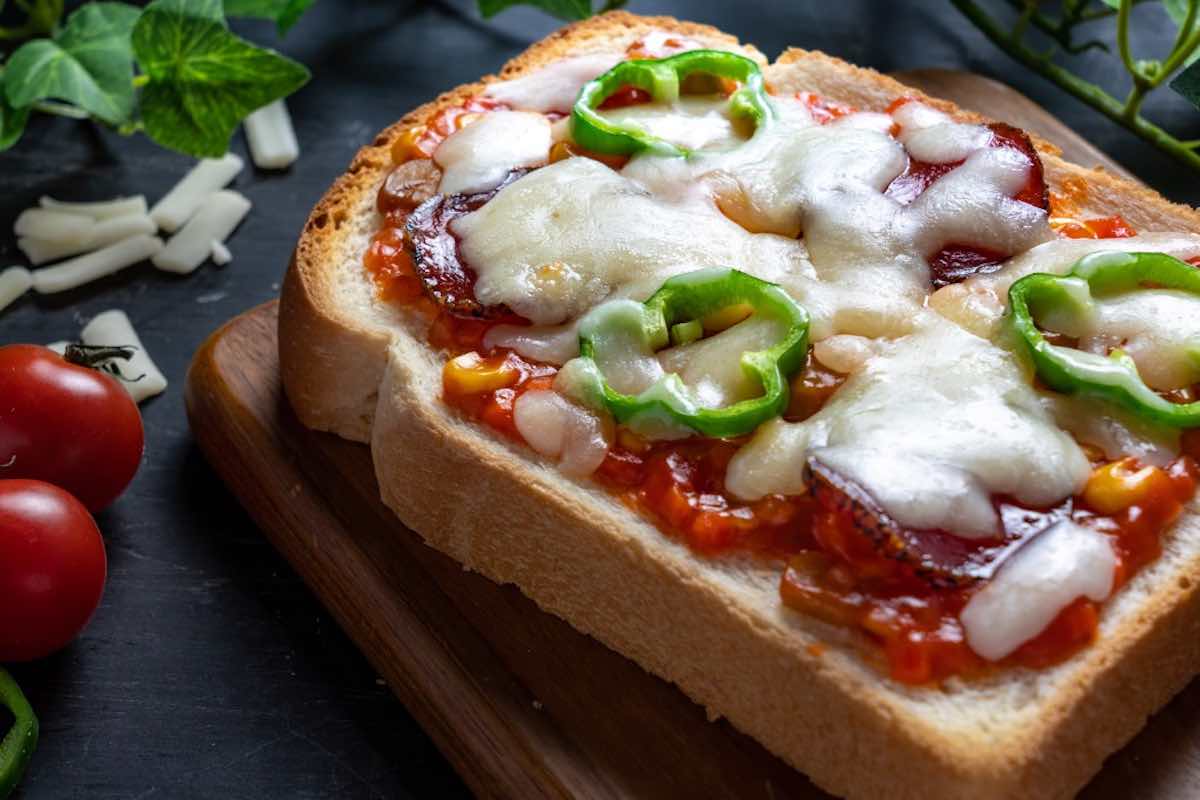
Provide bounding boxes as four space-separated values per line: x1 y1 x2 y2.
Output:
185 71 1200 799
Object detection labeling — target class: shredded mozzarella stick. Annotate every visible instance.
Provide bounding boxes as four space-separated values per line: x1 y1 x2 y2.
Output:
32 234 163 294
244 100 300 170
40 195 148 219
0 266 32 312
150 154 244 232
14 209 95 243
80 309 167 402
210 240 233 266
153 190 251 274
19 212 158 265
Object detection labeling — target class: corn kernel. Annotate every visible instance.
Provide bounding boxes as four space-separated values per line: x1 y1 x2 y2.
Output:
391 125 428 164
702 302 754 333
454 112 484 131
443 352 519 396
617 428 650 454
1083 458 1172 515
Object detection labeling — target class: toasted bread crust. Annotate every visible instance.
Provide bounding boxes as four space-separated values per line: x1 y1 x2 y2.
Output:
280 12 1200 799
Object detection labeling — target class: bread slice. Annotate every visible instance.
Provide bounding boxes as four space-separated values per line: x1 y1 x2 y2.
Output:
280 12 1200 799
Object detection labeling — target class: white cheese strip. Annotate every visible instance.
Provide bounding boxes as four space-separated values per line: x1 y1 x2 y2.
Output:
80 310 167 403
19 212 157 265
153 190 251 274
210 240 233 266
32 235 163 294
150 154 244 232
0 266 32 312
40 195 148 219
434 111 551 195
961 520 1115 660
243 99 300 170
483 53 622 113
726 317 1090 538
14 208 95 243
46 340 69 355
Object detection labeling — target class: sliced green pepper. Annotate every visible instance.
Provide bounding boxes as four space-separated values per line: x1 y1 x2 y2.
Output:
571 49 774 158
0 668 37 799
567 268 809 439
1008 250 1200 427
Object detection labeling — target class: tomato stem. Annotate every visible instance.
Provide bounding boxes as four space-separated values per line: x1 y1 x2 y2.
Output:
62 344 145 383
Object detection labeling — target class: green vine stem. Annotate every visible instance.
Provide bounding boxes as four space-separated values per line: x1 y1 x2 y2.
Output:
951 0 1200 171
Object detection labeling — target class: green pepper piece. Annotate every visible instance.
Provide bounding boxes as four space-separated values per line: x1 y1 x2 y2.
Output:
0 668 37 799
571 49 774 158
570 268 809 439
1008 250 1200 428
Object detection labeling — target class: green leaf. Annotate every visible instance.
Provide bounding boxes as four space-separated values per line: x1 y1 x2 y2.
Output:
132 0 310 157
223 0 314 35
477 0 623 21
1162 0 1200 66
1163 0 1191 26
1099 0 1120 8
1170 57 1200 108
4 3 140 125
0 69 29 151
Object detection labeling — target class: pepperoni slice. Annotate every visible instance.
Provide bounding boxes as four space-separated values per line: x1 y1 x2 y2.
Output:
805 457 1069 587
406 170 529 318
885 121 1049 288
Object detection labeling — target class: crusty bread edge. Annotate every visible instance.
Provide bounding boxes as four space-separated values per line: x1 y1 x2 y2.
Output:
279 11 1200 800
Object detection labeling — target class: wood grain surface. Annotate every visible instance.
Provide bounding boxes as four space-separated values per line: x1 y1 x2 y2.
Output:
185 73 1200 798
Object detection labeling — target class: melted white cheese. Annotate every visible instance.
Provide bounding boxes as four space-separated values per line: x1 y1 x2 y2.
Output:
453 157 813 325
621 99 1051 340
512 389 612 476
930 233 1200 338
961 520 1115 660
892 102 992 164
601 95 747 152
726 318 1090 538
1043 288 1200 391
435 111 551 196
483 53 622 114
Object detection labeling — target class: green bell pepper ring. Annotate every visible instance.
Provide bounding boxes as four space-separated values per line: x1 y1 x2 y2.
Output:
0 668 37 799
571 268 810 439
571 49 775 158
1008 250 1200 428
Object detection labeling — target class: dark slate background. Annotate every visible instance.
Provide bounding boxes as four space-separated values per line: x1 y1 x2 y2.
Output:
1 1 1197 797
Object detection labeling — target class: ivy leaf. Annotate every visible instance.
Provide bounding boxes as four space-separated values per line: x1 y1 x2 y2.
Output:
1170 58 1200 109
132 0 310 157
223 0 314 35
477 0 626 22
0 69 30 152
4 3 140 125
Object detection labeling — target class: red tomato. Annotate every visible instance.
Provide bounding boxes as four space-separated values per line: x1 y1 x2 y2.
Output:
0 480 107 661
0 344 144 511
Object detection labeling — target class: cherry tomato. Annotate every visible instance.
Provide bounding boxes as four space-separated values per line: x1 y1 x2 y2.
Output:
0 344 144 512
0 480 107 661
